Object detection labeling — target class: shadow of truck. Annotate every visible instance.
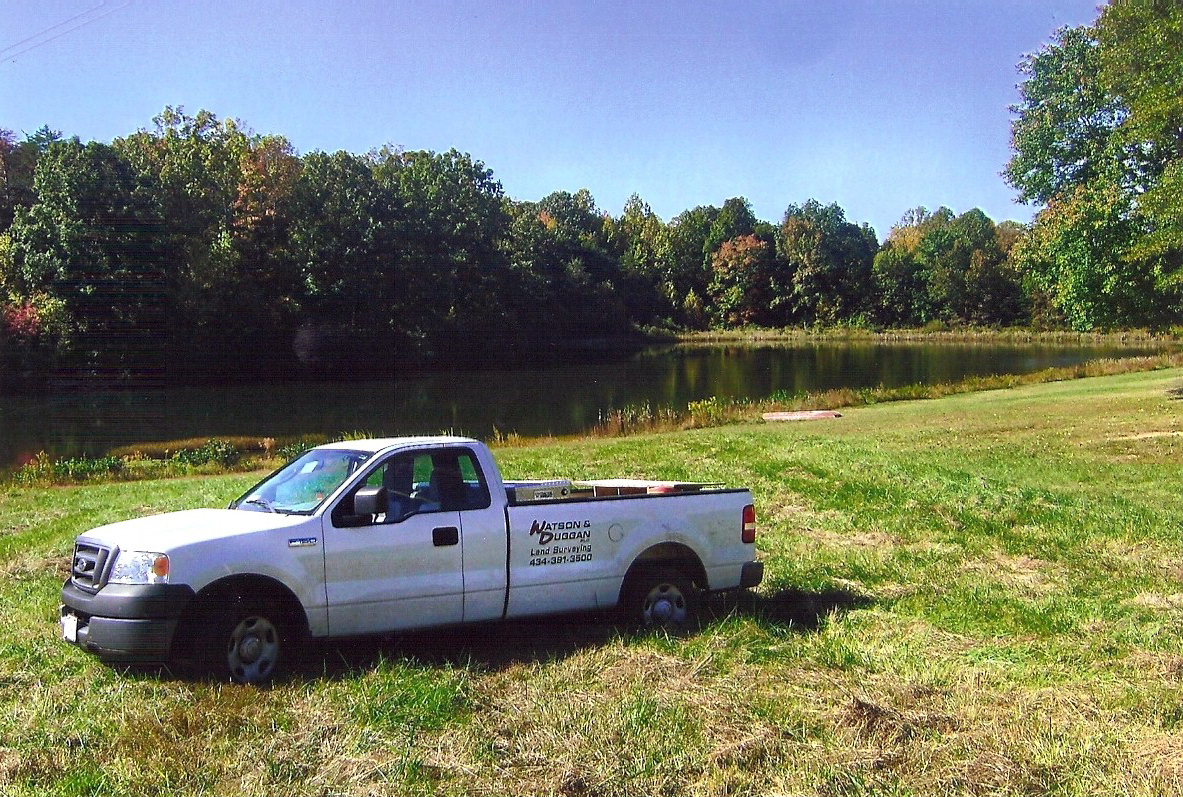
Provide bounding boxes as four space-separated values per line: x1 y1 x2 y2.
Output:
279 585 872 681
127 585 872 684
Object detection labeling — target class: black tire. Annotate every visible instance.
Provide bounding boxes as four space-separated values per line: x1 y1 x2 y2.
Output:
213 599 292 684
624 565 697 630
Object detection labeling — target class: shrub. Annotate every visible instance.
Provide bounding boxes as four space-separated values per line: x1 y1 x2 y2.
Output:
687 396 726 425
171 439 239 467
12 452 126 486
111 436 270 460
276 440 318 461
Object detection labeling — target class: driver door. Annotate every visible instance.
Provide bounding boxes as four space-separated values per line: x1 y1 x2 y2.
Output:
323 450 465 637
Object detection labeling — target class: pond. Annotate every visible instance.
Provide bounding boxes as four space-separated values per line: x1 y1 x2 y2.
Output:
0 341 1165 466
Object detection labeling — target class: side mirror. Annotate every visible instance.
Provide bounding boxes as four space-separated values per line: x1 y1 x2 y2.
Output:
354 486 387 517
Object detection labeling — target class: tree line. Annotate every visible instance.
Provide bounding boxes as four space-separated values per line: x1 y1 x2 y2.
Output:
0 113 1027 384
0 0 1178 386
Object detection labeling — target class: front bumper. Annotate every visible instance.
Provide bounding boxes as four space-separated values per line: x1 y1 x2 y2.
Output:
60 580 195 662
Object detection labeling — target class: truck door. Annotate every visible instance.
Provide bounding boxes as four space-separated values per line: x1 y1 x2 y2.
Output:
452 450 508 623
323 450 465 636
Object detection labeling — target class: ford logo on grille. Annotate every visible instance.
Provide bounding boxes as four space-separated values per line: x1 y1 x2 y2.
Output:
74 557 93 573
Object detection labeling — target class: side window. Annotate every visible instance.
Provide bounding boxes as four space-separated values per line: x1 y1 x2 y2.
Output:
454 452 491 511
406 450 490 513
335 448 490 526
380 454 432 522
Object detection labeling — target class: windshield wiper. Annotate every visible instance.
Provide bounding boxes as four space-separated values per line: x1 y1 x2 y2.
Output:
243 498 276 513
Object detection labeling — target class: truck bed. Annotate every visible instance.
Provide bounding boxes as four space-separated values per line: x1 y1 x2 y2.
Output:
505 478 731 505
501 485 754 618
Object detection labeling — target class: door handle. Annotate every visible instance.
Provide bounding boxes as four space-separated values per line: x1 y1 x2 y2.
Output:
432 526 459 546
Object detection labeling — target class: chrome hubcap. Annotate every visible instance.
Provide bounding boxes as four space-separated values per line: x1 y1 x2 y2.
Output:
239 634 263 664
642 583 687 626
227 615 279 683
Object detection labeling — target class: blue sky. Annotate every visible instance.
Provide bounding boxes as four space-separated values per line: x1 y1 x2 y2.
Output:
3 0 1100 238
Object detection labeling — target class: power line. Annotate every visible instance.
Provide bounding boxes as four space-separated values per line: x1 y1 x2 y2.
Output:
1 1 131 64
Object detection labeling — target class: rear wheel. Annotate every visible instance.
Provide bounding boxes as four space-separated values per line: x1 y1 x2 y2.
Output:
626 566 697 630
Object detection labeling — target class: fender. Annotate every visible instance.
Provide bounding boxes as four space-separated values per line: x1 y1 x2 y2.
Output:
615 523 711 589
168 526 329 637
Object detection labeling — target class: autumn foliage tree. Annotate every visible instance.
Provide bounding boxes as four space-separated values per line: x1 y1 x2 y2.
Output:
707 234 779 326
7 139 167 377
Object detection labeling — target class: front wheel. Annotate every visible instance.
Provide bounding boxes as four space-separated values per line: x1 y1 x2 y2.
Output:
625 566 697 630
213 601 292 684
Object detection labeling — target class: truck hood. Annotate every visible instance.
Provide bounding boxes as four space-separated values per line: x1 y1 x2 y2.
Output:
77 508 311 552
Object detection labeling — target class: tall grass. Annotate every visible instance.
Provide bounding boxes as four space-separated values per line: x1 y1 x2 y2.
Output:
676 325 1183 345
5 430 380 487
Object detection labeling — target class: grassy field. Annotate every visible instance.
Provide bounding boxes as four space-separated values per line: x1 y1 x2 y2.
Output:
2 368 1183 795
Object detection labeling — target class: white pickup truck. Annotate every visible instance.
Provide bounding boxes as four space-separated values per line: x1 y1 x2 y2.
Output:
60 436 762 683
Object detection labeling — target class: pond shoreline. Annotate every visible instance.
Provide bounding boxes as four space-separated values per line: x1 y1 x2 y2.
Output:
2 338 1177 473
671 325 1182 345
3 327 1177 397
8 350 1183 487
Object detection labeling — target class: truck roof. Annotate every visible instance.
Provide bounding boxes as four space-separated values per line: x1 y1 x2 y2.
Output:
316 435 480 454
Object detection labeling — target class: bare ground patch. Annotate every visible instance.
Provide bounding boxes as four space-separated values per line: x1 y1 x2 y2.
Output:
961 552 1060 595
1124 651 1183 683
1 551 70 582
1126 593 1183 610
1135 734 1183 787
1112 431 1183 441
806 528 900 548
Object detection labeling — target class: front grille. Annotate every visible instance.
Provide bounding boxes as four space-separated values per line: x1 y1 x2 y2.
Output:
71 543 112 592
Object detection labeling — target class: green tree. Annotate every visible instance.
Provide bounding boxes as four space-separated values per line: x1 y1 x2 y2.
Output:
1097 1 1183 259
1005 26 1123 206
871 246 929 326
286 150 402 366
935 209 1004 320
372 147 513 347
0 126 61 231
881 207 1025 325
503 195 626 340
613 194 673 326
116 109 240 309
666 205 720 326
704 197 756 257
965 248 1027 326
1005 9 1183 328
7 139 166 376
1011 180 1172 328
114 108 306 374
531 189 618 286
780 200 877 325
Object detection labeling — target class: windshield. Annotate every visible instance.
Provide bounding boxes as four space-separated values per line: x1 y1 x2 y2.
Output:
233 449 371 514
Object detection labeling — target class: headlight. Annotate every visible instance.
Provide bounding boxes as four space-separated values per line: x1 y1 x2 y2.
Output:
109 551 170 584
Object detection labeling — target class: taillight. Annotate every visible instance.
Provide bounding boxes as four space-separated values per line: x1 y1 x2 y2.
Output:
742 504 756 543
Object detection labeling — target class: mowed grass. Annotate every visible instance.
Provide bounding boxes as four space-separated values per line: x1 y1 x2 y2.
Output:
2 369 1183 795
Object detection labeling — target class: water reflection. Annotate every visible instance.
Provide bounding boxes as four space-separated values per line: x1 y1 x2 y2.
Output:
0 341 1164 464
